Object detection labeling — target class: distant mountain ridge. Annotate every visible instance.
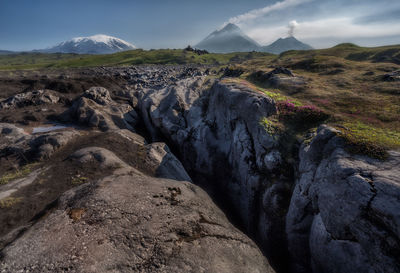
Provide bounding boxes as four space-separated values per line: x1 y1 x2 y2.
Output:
195 23 313 54
0 50 16 55
37 34 136 54
261 37 313 54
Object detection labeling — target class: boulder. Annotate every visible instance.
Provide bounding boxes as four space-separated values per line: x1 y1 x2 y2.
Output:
29 130 80 160
61 87 138 131
250 67 306 94
383 70 400 81
0 90 60 109
222 67 245 77
0 123 32 157
0 148 275 273
83 87 112 105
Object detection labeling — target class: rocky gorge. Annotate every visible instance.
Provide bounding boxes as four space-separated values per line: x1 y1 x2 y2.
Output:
0 66 399 273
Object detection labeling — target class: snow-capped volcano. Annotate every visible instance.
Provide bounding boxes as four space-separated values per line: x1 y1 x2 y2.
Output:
40 34 136 54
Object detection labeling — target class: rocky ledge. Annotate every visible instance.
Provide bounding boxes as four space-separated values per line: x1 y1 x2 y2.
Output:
1 144 273 273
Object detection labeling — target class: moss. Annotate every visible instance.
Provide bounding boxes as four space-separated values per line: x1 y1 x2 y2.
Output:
71 175 89 185
260 117 282 138
334 122 400 159
0 197 23 208
261 89 291 103
0 163 38 185
302 128 318 146
339 122 400 148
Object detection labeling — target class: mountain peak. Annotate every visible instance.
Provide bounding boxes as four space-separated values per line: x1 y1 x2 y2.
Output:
195 24 259 53
69 34 134 47
221 23 240 32
42 34 136 54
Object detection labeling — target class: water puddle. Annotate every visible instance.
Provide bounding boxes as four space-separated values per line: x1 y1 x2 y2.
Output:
32 124 69 134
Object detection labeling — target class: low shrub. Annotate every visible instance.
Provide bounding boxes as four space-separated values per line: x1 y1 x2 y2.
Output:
277 101 330 129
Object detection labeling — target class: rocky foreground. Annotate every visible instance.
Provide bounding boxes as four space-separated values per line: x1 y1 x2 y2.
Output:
0 66 399 273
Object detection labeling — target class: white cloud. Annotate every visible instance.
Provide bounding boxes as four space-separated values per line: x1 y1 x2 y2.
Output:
297 18 400 38
228 0 314 25
246 17 400 47
223 0 400 48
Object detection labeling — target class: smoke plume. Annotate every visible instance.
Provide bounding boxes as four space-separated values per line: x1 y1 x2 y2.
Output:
288 20 299 36
228 0 312 25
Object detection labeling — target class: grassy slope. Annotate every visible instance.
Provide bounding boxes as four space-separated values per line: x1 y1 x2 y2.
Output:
236 43 400 154
0 49 272 70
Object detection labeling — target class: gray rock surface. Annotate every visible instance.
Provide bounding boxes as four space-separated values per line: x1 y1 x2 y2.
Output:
0 148 275 273
0 168 42 200
0 90 60 109
286 125 400 273
146 142 192 182
0 123 31 153
61 87 138 131
0 123 81 163
29 130 80 159
69 146 130 169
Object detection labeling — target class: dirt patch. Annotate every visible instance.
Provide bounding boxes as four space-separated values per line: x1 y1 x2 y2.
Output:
0 104 69 125
0 68 128 99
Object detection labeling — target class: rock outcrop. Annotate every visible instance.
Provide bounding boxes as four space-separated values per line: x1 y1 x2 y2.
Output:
136 77 400 272
0 147 275 273
0 123 80 161
0 90 60 109
249 67 306 94
29 130 80 160
286 125 400 273
0 123 30 153
383 70 400 81
61 87 138 131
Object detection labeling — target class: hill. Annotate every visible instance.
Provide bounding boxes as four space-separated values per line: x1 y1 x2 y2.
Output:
0 49 272 70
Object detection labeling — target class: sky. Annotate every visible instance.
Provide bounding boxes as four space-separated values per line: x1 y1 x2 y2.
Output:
1 0 400 51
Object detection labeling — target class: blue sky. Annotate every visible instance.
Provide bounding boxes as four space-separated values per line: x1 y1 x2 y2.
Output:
1 0 400 51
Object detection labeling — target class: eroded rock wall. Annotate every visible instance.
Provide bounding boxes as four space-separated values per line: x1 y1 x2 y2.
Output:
136 77 400 273
137 78 294 270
